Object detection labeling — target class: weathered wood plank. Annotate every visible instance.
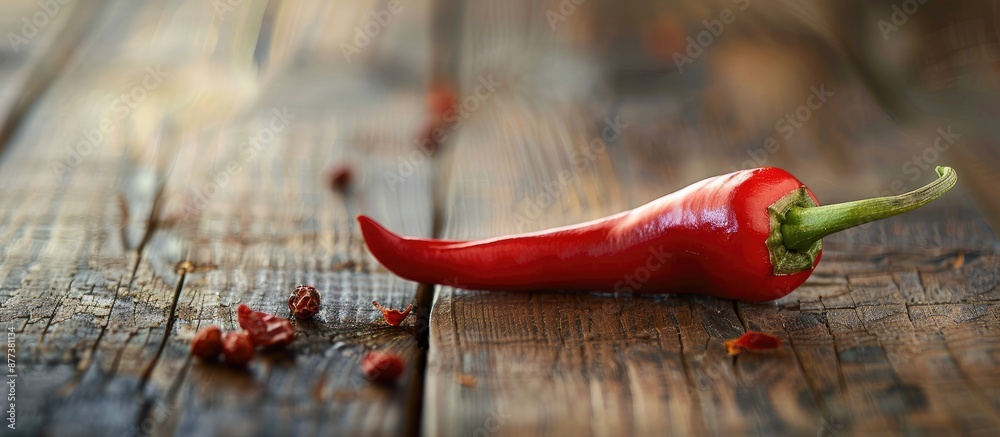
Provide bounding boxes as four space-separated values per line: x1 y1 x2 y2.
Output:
0 0 109 153
423 3 1000 434
0 3 171 434
132 97 434 437
1 0 438 435
713 75 1000 435
423 95 827 435
3 1 1000 435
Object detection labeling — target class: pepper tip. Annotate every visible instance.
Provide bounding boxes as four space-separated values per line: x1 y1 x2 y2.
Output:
356 215 380 244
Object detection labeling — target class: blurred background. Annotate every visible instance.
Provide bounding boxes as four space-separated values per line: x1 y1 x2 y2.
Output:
1 1 999 435
0 0 997 220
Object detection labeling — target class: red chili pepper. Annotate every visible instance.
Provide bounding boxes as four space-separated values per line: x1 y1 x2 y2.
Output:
359 167 956 302
725 331 782 356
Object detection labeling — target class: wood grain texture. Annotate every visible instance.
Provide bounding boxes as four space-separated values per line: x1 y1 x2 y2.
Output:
0 0 109 153
425 109 1000 436
1 1 999 436
423 97 832 435
0 1 437 436
422 2 1000 434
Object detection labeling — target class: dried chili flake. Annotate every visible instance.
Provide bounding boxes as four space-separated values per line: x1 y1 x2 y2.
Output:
288 284 321 319
372 300 413 326
237 304 267 335
221 331 255 367
326 164 353 192
725 331 781 356
455 373 477 387
237 304 294 348
426 81 457 119
361 351 405 384
416 81 458 154
190 325 223 360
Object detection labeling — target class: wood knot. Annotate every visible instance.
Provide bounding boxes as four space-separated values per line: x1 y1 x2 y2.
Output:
175 261 195 274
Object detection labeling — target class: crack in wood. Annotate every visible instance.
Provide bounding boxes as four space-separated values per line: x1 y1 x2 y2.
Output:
786 335 833 418
139 270 187 388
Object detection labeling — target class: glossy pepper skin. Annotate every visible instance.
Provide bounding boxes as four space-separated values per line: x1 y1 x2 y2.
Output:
359 167 819 302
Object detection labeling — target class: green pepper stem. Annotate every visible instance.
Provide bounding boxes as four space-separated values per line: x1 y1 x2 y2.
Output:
781 166 958 252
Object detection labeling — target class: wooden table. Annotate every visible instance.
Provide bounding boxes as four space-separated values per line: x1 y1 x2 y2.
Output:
2 1 998 435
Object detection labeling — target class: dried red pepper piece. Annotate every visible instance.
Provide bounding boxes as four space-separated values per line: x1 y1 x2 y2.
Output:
237 304 267 336
221 331 255 367
361 351 405 384
426 81 456 119
417 81 458 154
190 325 222 360
326 164 353 192
725 331 781 356
372 300 413 326
237 304 294 348
288 284 321 319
